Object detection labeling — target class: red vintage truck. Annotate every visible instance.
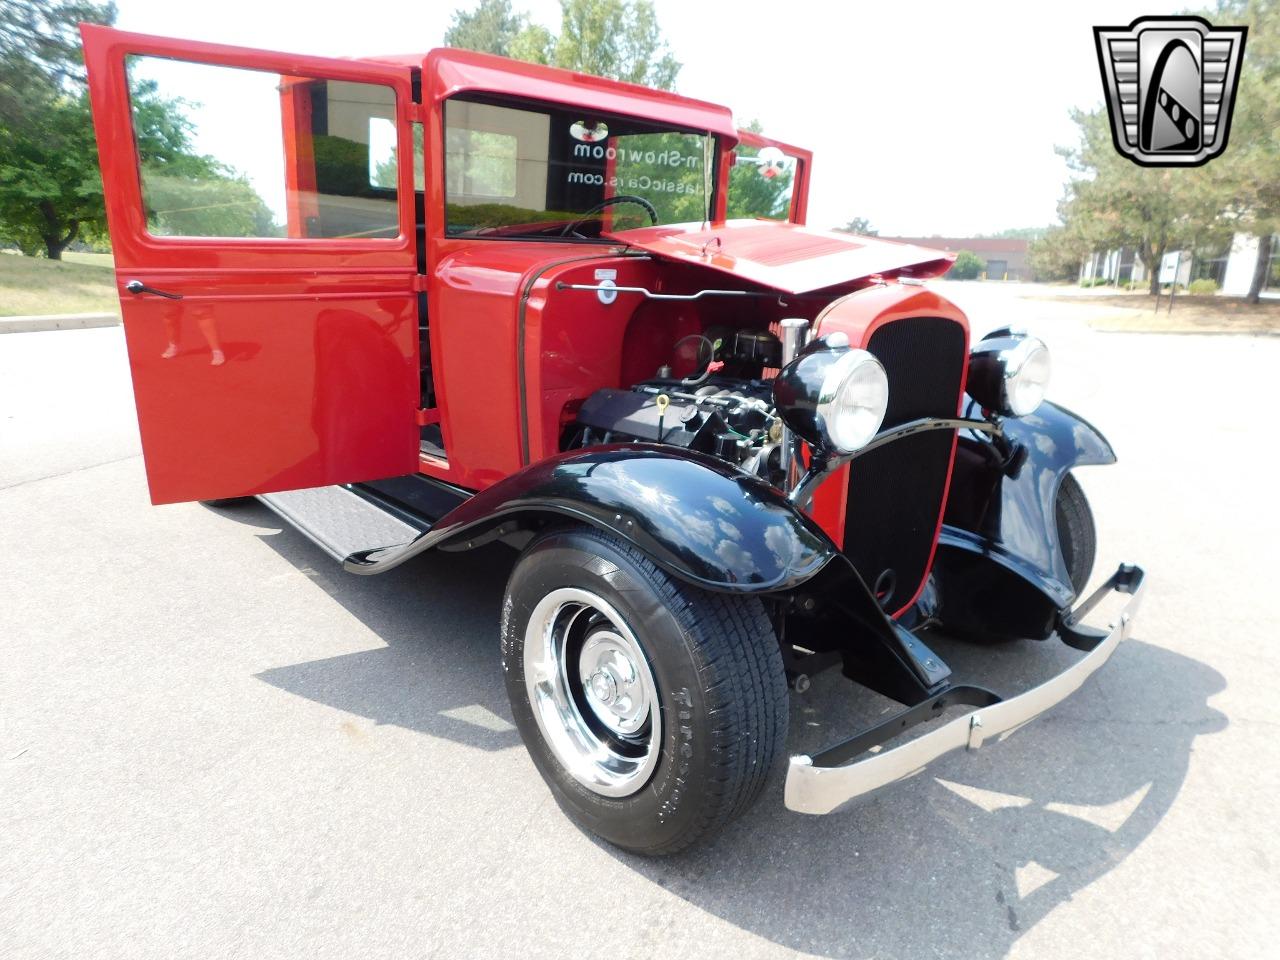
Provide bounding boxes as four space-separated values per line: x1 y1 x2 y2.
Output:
82 25 1143 854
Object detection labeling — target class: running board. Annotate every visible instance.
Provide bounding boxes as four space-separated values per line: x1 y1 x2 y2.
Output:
258 485 431 563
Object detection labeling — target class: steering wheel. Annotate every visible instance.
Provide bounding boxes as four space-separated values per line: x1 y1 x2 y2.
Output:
561 195 659 237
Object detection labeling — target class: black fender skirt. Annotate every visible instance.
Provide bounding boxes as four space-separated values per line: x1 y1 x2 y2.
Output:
346 444 839 593
928 401 1117 640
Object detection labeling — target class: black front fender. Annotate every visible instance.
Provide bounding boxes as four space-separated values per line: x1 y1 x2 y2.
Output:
929 401 1116 637
347 445 839 593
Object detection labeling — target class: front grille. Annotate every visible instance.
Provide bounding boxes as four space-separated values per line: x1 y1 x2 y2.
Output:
842 316 967 614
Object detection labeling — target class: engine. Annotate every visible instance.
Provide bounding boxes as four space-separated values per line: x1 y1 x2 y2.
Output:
562 308 975 616
564 328 787 483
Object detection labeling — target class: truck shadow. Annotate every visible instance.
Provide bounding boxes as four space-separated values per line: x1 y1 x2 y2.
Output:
224 502 1226 960
607 635 1227 960
229 502 522 754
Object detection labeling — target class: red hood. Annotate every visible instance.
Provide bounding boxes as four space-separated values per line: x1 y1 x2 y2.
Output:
604 220 955 294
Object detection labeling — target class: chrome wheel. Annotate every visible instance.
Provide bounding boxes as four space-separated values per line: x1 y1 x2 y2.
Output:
523 587 661 797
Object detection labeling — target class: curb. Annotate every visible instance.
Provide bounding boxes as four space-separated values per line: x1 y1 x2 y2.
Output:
1091 325 1280 338
0 312 120 334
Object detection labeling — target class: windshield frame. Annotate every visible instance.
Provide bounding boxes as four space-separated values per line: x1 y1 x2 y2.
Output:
440 91 723 244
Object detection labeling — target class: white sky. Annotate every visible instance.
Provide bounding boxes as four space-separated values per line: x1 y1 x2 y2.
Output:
112 0 1157 235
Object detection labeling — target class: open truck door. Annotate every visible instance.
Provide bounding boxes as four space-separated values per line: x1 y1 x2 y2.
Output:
81 26 421 504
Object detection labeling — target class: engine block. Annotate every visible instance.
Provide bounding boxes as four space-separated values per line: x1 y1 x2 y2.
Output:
568 378 782 478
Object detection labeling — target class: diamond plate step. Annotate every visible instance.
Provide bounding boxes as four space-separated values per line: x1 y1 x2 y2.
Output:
258 486 427 562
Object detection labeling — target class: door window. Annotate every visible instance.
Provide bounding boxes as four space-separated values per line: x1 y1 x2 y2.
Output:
125 56 402 240
728 144 797 221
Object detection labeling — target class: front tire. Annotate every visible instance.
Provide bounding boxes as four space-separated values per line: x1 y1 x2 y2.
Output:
501 526 788 855
1055 472 1096 595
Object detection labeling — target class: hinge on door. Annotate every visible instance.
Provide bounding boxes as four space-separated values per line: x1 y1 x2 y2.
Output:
408 102 429 125
416 408 441 426
413 274 430 293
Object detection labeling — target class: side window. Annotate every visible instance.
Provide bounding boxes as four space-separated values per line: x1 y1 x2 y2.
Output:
446 126 519 198
728 144 797 221
444 99 548 230
125 56 401 240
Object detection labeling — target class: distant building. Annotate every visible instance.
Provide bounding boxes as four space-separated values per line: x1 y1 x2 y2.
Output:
1221 234 1278 296
879 237 1030 281
1080 247 1164 286
1082 233 1279 296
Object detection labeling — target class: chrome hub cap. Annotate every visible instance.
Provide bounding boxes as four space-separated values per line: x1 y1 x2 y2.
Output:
580 633 647 736
523 588 661 797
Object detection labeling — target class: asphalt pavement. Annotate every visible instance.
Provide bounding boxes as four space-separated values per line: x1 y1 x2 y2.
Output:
1 284 1277 959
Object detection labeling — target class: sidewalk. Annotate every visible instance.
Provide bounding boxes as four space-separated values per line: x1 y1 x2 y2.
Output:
0 312 119 334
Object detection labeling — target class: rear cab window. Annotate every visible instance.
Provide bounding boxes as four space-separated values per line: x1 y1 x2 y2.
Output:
443 94 718 240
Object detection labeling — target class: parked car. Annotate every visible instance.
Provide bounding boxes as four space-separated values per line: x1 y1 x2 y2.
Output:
82 25 1144 854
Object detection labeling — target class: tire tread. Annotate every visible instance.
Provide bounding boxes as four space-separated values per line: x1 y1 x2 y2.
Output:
531 527 788 855
1056 473 1097 596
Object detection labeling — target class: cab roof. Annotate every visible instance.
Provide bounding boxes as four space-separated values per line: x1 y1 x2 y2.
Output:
365 47 739 143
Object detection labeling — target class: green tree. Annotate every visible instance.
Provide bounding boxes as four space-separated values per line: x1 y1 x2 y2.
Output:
726 153 793 220
980 226 1047 241
0 91 103 257
553 0 679 89
1055 108 1230 294
609 131 710 223
1211 0 1280 302
129 80 278 239
726 120 794 221
1049 2 1278 299
140 165 276 238
444 0 533 57
835 217 877 235
0 2 272 256
507 22 553 64
129 81 276 240
447 0 681 89
0 74 275 256
0 0 115 128
948 250 985 280
1028 224 1090 282
0 0 117 257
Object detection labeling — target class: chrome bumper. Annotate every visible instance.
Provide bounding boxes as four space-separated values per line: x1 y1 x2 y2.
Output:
784 563 1146 816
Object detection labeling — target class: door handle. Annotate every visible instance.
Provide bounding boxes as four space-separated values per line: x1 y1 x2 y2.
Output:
125 280 184 300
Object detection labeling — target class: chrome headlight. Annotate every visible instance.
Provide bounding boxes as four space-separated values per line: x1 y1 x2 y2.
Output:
773 339 889 455
967 334 1051 417
817 349 890 452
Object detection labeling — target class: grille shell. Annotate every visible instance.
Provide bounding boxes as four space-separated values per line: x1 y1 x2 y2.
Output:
841 316 968 614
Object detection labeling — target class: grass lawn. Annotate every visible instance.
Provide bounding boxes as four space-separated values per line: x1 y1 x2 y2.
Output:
0 251 119 317
1031 291 1280 335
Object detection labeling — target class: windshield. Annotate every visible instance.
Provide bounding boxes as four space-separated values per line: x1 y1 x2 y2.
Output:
444 95 716 240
